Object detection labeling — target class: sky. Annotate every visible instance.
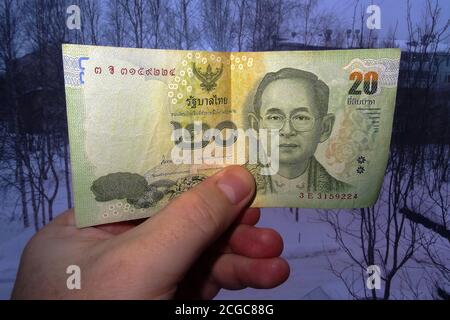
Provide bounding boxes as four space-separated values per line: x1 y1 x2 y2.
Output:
316 0 450 42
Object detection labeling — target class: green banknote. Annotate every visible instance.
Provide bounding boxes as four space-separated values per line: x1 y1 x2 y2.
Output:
62 44 400 227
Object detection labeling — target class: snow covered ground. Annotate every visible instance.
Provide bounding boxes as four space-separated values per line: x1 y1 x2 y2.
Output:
0 227 35 299
0 168 68 299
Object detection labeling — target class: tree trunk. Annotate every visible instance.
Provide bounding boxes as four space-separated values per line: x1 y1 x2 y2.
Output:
11 68 29 228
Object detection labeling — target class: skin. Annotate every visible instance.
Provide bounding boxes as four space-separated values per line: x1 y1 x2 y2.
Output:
249 78 335 179
11 166 290 299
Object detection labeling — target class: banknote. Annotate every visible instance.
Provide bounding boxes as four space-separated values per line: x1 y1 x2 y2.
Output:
62 44 400 227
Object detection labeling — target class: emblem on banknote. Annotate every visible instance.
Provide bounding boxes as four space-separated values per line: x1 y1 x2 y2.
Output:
192 62 223 92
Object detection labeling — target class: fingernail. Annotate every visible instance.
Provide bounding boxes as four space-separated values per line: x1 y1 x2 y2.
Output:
217 169 253 205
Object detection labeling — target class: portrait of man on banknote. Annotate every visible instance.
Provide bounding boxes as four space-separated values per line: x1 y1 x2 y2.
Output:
248 68 350 193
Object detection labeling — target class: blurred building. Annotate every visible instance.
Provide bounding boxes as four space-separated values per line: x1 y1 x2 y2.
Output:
1 46 66 135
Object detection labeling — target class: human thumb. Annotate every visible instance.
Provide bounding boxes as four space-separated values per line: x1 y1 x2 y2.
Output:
122 165 256 281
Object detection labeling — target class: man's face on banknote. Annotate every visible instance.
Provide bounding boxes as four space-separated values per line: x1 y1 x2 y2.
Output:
260 78 323 165
250 69 335 178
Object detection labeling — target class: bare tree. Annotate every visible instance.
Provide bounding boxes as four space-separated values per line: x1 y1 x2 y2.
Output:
280 1 346 48
201 0 235 51
118 0 164 49
346 0 379 49
346 0 377 48
300 0 318 46
148 0 162 48
163 0 198 50
234 0 248 51
120 0 146 48
81 0 102 45
249 0 285 51
105 0 127 47
400 143 449 299
383 21 399 48
320 0 450 299
180 0 193 49
320 172 419 300
0 0 29 228
19 0 70 228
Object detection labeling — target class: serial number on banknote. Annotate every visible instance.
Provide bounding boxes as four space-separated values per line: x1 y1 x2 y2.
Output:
299 192 359 200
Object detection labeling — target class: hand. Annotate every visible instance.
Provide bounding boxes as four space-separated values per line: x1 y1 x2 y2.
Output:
12 166 289 299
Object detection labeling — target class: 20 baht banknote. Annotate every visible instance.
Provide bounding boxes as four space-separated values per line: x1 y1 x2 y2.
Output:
62 44 400 227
